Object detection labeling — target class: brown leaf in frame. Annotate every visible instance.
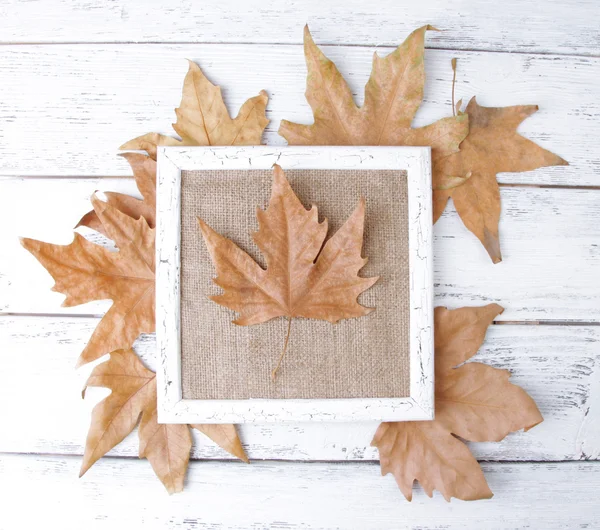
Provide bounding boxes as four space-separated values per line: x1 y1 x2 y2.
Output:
199 164 378 326
372 304 543 501
198 164 378 377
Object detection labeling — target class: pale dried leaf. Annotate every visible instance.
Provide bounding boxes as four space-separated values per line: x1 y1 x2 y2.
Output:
436 98 568 263
437 363 543 442
120 60 269 158
139 385 193 494
79 349 192 494
111 61 268 234
372 304 543 501
434 303 504 373
21 196 155 366
120 132 188 160
79 350 246 493
192 424 249 463
79 349 155 478
278 25 468 188
373 420 492 502
76 153 157 235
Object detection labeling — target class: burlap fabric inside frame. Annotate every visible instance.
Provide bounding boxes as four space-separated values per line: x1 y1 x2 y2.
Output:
180 168 410 400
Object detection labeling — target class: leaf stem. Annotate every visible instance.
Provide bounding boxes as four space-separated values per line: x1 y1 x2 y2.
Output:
451 58 457 116
272 317 293 381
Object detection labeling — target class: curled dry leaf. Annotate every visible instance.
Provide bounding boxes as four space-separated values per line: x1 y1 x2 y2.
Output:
372 304 543 501
80 349 248 494
278 25 469 194
434 97 568 263
198 164 378 378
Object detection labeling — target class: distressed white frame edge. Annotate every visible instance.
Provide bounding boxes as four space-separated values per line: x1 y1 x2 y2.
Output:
156 146 434 423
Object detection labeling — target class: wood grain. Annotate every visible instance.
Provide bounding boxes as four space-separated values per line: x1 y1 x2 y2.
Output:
0 0 598 56
1 2 599 523
6 178 600 321
1 315 597 462
1 454 599 528
0 45 593 184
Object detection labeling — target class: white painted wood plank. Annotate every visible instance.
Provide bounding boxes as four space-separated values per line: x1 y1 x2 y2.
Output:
0 0 598 56
577 357 600 460
0 45 592 185
1 454 598 529
5 178 600 321
1 315 598 462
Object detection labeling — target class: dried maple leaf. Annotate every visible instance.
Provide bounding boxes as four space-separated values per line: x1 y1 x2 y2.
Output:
278 25 469 190
192 424 248 463
24 197 247 490
78 60 269 233
80 349 248 494
434 97 568 263
22 195 155 367
76 153 157 236
120 60 269 159
372 304 543 501
198 164 378 377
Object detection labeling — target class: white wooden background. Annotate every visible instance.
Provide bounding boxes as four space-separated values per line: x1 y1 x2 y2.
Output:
0 0 599 528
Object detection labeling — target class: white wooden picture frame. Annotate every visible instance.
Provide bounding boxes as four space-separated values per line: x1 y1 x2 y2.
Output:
156 146 433 423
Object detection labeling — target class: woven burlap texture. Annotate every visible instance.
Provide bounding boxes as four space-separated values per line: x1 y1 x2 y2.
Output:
180 169 410 400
